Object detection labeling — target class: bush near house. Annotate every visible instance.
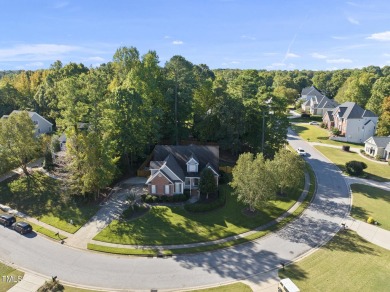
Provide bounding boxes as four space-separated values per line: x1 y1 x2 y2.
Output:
332 127 341 136
342 145 350 152
184 191 226 212
345 160 367 176
141 193 189 203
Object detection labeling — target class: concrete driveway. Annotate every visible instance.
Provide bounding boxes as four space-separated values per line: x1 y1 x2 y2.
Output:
0 129 351 291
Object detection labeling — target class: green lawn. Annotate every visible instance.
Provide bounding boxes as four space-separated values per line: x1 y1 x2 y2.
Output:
94 181 304 245
351 184 390 230
0 262 24 292
189 282 252 292
0 172 99 233
291 123 364 148
60 283 252 292
279 231 390 292
315 146 390 182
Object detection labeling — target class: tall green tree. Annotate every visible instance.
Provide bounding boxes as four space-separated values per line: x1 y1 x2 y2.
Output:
366 76 390 116
164 55 195 144
0 111 39 176
230 152 276 212
376 96 390 136
199 168 217 200
268 149 305 195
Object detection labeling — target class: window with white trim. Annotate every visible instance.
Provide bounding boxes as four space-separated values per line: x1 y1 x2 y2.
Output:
151 185 156 194
165 185 170 195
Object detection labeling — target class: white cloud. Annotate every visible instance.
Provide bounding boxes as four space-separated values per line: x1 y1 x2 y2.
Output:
263 52 279 56
0 44 80 61
347 17 359 25
172 40 183 45
383 53 390 57
241 35 256 41
311 52 327 59
87 56 105 62
326 58 353 64
286 52 300 58
367 31 390 41
26 62 44 67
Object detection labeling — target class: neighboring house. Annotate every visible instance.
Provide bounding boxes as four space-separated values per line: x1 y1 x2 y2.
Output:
1 110 53 136
302 95 338 116
323 102 378 143
299 85 324 101
146 145 219 196
364 136 390 160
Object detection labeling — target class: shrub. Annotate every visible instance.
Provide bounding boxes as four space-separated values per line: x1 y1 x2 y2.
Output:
360 149 365 154
342 145 350 152
367 217 375 224
345 160 367 176
145 195 153 203
320 122 327 128
141 194 147 202
331 127 341 136
301 113 311 118
151 196 159 203
161 195 168 202
184 191 226 213
38 280 64 292
375 154 381 161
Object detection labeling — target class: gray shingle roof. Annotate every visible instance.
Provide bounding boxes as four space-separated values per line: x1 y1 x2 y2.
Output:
301 86 324 97
151 145 219 178
366 136 390 148
334 102 377 119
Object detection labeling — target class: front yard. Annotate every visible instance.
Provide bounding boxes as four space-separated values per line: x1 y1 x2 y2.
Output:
350 184 390 230
291 123 364 148
279 230 390 291
0 172 99 233
94 180 304 245
0 262 24 292
315 146 390 182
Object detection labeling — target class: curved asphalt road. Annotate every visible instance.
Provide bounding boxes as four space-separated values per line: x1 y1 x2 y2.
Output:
0 129 350 291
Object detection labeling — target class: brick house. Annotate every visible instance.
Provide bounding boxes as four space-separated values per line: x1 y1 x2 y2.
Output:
146 145 219 196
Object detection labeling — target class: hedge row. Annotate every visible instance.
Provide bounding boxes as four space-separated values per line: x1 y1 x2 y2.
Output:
184 191 226 212
141 193 190 203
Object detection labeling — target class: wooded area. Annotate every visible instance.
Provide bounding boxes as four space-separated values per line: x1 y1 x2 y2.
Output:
0 46 389 197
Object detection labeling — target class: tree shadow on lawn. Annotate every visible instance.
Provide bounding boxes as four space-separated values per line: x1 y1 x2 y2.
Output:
352 185 390 203
350 205 369 222
0 172 98 229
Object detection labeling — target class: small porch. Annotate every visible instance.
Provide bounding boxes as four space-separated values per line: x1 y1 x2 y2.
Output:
184 177 200 190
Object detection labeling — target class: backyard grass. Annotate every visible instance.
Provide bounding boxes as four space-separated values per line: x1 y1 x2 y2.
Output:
0 262 24 292
279 230 390 292
315 146 390 182
94 179 304 245
350 184 390 230
0 172 99 233
291 123 364 148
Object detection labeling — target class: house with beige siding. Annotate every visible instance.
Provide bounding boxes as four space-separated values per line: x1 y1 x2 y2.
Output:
364 136 390 160
1 110 53 137
323 102 378 143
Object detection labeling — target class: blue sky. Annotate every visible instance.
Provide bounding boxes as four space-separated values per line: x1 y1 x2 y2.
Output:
0 0 389 70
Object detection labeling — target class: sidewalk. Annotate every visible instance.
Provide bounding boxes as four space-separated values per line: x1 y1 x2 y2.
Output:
65 177 147 249
0 158 44 184
346 216 390 251
7 273 47 292
343 175 390 191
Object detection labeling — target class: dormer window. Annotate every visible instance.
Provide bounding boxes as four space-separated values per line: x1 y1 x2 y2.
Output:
186 157 199 173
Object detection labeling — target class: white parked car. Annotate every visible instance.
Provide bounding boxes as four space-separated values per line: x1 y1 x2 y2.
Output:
297 147 306 156
309 121 319 125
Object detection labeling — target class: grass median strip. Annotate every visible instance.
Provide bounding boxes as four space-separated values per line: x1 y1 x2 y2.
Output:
0 262 24 292
28 222 68 241
88 163 316 256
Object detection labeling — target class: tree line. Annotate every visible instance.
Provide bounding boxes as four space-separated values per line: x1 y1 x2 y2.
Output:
0 46 389 197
